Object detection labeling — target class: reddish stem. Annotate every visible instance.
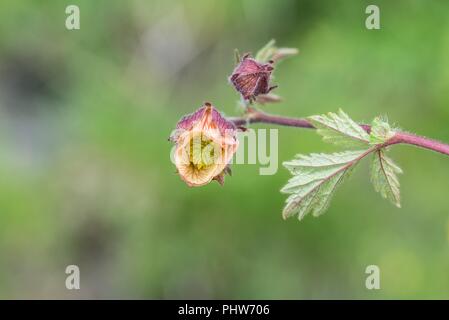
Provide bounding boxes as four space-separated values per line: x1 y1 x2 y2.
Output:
229 111 449 157
386 132 449 156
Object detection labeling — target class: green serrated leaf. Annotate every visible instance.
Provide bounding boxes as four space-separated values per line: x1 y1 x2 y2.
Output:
371 150 403 208
283 150 367 174
370 116 395 145
308 109 370 148
281 149 369 220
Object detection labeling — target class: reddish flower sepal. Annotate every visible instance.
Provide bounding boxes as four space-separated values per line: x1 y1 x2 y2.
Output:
228 53 277 102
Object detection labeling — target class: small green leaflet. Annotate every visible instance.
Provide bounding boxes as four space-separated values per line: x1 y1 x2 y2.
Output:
371 149 403 208
234 48 241 65
255 39 276 63
255 39 299 63
281 150 369 220
369 116 402 207
308 109 370 148
369 116 395 145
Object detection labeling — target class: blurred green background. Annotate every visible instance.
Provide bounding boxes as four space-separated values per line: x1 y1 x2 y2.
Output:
0 0 448 299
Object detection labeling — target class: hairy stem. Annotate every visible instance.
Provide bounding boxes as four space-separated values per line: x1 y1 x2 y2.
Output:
386 132 449 155
229 110 449 157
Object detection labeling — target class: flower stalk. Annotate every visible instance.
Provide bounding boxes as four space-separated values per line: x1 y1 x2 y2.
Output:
229 109 449 157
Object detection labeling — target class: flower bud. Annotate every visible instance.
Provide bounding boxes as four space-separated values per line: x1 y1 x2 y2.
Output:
228 53 277 102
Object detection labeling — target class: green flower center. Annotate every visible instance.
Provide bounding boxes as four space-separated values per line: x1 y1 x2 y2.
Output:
188 134 219 170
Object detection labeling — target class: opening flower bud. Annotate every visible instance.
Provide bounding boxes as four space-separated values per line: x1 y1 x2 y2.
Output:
170 103 238 187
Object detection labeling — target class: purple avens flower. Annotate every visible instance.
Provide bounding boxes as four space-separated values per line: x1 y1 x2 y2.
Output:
170 103 238 187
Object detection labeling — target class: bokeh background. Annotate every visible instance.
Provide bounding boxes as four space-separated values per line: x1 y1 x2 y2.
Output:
0 0 448 299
